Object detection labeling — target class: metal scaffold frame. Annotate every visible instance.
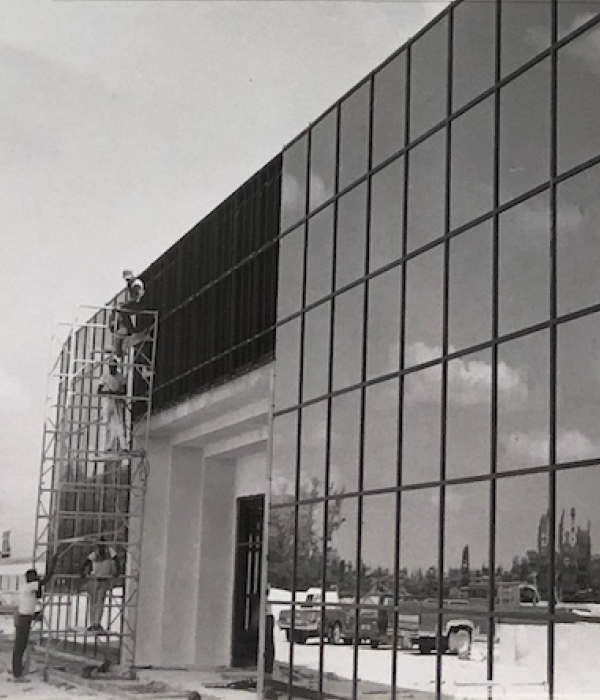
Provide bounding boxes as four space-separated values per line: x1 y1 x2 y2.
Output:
33 298 158 670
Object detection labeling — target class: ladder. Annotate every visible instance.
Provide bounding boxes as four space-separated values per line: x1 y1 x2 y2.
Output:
33 297 158 670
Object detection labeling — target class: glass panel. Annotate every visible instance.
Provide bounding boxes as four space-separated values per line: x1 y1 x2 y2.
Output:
404 245 444 358
446 349 492 480
268 505 296 594
558 23 600 174
296 501 324 593
369 157 404 273
302 302 331 403
309 109 337 212
366 267 401 381
452 0 496 111
281 136 308 232
497 331 549 472
338 81 370 192
274 318 301 412
299 402 328 499
360 493 397 597
444 482 489 597
554 466 600 698
399 488 440 600
336 183 367 290
407 130 446 251
332 286 365 392
271 412 298 505
498 193 550 336
330 390 361 496
306 206 334 307
450 97 494 230
500 60 551 204
409 16 448 140
501 0 551 78
276 226 305 322
372 51 406 167
448 222 493 352
495 473 550 693
326 495 359 598
557 313 600 465
557 164 600 317
363 378 399 492
402 364 442 485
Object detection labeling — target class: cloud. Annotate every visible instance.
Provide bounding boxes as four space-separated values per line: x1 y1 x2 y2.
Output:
501 429 599 464
0 366 28 412
405 342 528 407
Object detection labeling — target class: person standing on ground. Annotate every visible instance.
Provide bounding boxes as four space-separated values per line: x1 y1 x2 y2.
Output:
12 554 58 681
80 539 119 632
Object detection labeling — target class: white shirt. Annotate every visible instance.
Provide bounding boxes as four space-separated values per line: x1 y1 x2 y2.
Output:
88 548 117 578
18 581 40 615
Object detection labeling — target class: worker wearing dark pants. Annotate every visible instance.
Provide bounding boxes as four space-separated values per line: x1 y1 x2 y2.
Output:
12 614 34 678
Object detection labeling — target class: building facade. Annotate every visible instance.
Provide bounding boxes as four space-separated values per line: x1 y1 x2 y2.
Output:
131 0 600 698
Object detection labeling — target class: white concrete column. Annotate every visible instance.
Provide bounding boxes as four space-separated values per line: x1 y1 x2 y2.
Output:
135 437 172 666
194 458 237 667
161 446 204 666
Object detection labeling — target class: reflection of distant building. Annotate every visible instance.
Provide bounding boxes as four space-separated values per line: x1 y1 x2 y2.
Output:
558 508 593 601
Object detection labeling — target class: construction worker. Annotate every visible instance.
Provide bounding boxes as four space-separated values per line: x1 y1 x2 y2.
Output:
111 270 145 357
80 539 119 632
12 554 58 680
98 358 127 453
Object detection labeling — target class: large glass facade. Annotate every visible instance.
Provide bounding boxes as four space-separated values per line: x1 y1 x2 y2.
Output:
268 1 600 698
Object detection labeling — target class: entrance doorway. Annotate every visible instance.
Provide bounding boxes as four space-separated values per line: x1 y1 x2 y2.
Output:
232 494 264 667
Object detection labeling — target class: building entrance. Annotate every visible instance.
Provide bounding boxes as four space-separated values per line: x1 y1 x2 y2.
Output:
232 495 264 667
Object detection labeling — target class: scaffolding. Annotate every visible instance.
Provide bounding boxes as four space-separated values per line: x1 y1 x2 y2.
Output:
33 297 158 670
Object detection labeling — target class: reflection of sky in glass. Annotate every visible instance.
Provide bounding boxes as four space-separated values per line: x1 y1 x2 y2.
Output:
271 5 600 674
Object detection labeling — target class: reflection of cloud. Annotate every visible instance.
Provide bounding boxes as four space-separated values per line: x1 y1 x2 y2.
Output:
527 15 600 74
282 173 304 215
563 14 600 77
309 173 332 207
405 342 528 407
502 429 599 463
0 367 27 412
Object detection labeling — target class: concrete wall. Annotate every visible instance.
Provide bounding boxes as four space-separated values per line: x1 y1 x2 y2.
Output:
135 365 272 669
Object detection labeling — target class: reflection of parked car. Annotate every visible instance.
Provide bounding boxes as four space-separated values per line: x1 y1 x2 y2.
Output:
278 588 345 644
339 593 398 649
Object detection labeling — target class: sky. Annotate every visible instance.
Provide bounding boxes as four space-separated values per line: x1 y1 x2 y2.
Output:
0 0 450 557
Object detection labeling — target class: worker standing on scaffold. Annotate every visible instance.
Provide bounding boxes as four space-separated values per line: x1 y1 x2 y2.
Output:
80 539 119 632
111 269 145 358
12 553 59 681
98 358 127 453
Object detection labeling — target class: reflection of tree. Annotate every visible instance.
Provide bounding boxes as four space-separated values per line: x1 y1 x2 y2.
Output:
269 478 401 595
268 478 347 591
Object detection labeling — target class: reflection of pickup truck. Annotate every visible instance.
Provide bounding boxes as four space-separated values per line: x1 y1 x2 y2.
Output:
339 594 398 649
414 581 600 656
278 588 345 644
365 582 592 656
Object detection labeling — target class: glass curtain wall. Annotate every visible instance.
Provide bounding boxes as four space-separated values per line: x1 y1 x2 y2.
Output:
268 1 600 698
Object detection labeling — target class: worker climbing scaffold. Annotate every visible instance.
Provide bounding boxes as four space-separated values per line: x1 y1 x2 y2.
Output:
32 270 158 673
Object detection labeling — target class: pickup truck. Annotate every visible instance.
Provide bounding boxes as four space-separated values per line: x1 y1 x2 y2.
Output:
278 588 345 644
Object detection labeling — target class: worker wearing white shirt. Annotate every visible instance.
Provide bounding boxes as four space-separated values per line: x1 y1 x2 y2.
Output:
13 555 58 679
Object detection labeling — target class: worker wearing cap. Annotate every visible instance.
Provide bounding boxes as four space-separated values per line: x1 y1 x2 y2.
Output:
111 270 145 357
